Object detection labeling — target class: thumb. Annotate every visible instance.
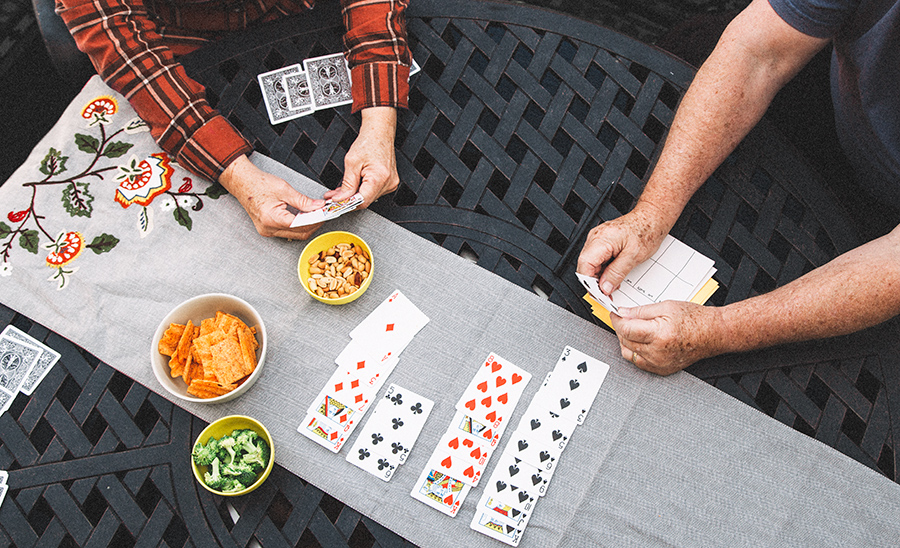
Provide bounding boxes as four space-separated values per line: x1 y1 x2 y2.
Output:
289 191 325 214
598 252 641 295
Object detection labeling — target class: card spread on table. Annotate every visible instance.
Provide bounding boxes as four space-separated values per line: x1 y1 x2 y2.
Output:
299 290 428 453
455 352 531 431
469 346 610 546
347 384 434 481
410 466 471 517
290 193 364 228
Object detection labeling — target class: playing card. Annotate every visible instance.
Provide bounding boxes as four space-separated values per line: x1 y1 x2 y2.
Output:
576 272 618 313
350 290 430 357
0 335 41 393
503 429 558 472
470 509 525 547
298 414 348 452
350 384 433 465
491 450 550 498
304 53 353 110
2 326 60 395
346 442 402 481
472 489 530 528
456 352 531 430
538 346 610 424
0 482 6 511
284 71 313 113
410 466 471 517
512 399 578 456
410 57 421 76
482 470 538 514
0 387 13 415
0 470 6 484
290 193 364 228
452 410 502 447
425 428 493 486
258 64 308 124
334 337 398 377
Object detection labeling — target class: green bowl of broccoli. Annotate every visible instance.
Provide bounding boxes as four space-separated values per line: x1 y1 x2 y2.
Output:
191 415 274 496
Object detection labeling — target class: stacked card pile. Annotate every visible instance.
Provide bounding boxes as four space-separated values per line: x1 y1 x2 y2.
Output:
346 383 433 481
258 53 420 125
411 353 531 517
298 290 429 453
0 326 61 414
577 234 719 329
470 346 610 546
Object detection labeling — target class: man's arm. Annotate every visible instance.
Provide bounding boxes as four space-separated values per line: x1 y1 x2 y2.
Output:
57 0 325 238
577 0 829 293
325 0 410 207
613 225 900 375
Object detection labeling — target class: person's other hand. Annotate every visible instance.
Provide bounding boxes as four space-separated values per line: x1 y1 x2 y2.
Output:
219 155 325 239
324 106 399 207
576 205 671 295
610 301 722 375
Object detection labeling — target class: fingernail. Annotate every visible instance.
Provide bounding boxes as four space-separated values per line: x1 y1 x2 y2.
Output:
601 281 613 294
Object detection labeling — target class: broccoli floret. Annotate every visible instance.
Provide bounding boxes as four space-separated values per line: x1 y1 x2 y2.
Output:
218 436 238 466
203 458 228 490
222 460 259 486
220 478 246 493
233 429 259 448
241 438 270 472
192 437 220 466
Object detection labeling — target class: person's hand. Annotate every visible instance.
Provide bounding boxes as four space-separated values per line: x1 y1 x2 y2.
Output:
324 106 399 207
576 204 673 295
219 155 325 239
610 301 723 375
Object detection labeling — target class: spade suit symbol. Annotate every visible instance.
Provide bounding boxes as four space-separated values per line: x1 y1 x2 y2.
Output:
530 419 541 430
569 379 580 390
577 361 588 373
559 398 570 409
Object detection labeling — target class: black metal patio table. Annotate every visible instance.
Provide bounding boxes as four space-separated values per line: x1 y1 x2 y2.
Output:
3 0 900 545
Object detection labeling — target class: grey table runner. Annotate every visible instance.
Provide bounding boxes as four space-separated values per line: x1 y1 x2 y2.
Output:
2 77 898 547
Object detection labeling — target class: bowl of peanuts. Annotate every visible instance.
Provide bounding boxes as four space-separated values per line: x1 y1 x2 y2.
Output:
298 231 374 305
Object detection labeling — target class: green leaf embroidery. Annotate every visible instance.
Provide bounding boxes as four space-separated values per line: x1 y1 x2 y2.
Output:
174 207 193 230
74 133 101 155
39 148 68 176
0 222 10 238
102 141 134 159
205 182 229 199
61 182 94 217
87 233 120 254
19 229 39 254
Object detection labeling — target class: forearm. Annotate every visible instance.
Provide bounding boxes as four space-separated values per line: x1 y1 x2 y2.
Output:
56 0 250 181
634 0 827 229
713 227 900 354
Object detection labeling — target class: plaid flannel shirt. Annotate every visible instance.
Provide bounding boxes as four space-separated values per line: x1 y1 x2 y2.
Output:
56 0 411 182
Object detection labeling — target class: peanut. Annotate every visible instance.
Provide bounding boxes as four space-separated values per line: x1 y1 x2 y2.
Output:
306 241 371 299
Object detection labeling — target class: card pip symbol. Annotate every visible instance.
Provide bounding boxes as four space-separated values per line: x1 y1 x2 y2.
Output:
385 323 395 332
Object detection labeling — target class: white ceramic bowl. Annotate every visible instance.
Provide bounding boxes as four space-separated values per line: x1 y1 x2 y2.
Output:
151 294 267 404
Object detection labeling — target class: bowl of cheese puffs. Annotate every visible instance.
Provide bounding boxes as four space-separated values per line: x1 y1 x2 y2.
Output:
152 294 267 403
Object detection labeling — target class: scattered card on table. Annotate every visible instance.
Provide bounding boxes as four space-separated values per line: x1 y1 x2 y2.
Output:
350 290 429 354
470 509 524 547
513 399 578 457
410 466 471 517
0 335 41 393
490 450 550 499
284 71 313 113
258 64 308 124
2 325 60 395
304 53 353 110
346 442 402 481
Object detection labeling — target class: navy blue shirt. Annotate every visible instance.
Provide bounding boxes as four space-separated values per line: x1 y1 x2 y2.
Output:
768 0 900 209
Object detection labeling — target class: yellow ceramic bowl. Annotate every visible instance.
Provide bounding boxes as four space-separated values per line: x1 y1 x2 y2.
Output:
150 294 267 404
191 415 275 496
298 231 374 305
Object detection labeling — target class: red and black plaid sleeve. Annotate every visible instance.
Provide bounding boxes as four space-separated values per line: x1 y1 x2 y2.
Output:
56 0 252 182
342 0 411 112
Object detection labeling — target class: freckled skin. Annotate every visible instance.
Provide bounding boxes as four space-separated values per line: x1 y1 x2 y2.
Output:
578 0 900 375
